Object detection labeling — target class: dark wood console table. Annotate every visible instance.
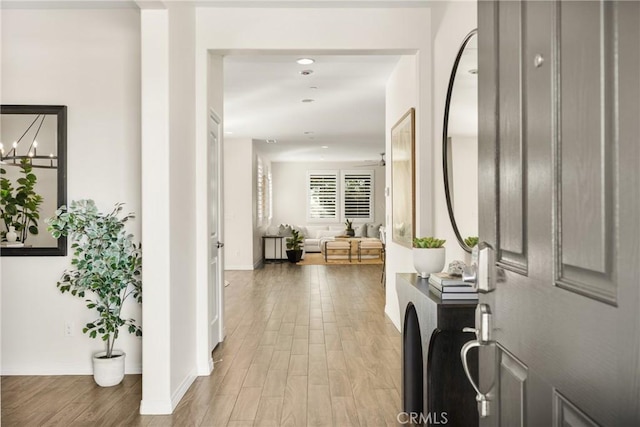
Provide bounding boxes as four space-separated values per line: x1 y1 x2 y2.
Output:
396 273 478 427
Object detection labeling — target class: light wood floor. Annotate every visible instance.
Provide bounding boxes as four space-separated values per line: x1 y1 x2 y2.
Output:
2 263 402 426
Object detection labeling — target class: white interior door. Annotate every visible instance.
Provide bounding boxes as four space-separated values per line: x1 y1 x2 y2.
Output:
208 110 224 351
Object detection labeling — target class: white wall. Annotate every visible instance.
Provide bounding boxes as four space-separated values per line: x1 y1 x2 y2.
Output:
168 3 198 408
1 9 142 374
223 138 255 269
271 161 386 228
431 0 478 265
140 7 172 414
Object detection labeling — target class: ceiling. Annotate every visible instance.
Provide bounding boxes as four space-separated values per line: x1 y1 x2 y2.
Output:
223 54 400 163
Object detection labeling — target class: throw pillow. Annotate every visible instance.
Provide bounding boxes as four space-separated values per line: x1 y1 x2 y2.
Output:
354 224 367 237
295 225 309 238
367 223 382 239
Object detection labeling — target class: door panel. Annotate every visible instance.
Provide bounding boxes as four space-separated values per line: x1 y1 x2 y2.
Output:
477 1 640 426
555 0 617 304
208 110 223 351
497 0 528 273
497 346 528 427
553 391 600 427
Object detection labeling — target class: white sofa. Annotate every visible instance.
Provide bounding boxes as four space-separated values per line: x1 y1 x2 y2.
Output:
263 223 383 260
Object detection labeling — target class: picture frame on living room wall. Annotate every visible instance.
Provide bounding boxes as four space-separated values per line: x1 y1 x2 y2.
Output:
390 107 415 249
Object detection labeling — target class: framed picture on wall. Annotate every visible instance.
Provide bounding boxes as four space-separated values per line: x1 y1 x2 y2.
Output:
390 108 415 248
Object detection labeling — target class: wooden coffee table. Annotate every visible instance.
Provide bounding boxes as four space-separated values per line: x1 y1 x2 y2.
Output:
324 240 352 262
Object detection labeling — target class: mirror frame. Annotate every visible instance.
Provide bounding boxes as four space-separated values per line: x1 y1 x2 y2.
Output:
442 29 478 254
0 105 67 256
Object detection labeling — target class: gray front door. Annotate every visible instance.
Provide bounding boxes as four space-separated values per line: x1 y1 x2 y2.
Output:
473 1 640 425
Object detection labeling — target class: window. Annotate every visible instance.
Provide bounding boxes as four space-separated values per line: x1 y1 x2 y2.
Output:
342 170 374 222
307 169 375 223
257 157 272 224
307 171 338 221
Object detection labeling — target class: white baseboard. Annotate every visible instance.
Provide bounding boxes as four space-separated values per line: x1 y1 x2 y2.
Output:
197 356 214 376
139 399 173 415
171 370 197 410
0 364 142 376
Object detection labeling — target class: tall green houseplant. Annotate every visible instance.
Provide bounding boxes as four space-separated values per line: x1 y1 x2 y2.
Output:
47 200 142 358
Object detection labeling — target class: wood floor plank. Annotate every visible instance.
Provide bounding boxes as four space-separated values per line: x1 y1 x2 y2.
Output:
293 324 309 339
328 369 353 397
199 394 237 426
262 369 288 397
375 388 402 427
331 396 360 427
269 350 291 371
307 384 332 427
291 338 309 355
288 354 309 376
251 345 275 367
253 396 284 427
280 375 307 427
326 350 348 372
216 368 249 396
229 386 262 421
242 363 269 388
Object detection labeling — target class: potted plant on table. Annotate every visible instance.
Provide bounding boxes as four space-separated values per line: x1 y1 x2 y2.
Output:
285 229 304 263
412 236 446 278
344 219 355 237
47 200 142 387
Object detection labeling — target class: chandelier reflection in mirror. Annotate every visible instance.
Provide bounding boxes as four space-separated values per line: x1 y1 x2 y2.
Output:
0 114 57 169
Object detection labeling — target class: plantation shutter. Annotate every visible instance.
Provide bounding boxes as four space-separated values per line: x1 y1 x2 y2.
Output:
308 171 338 221
342 170 374 221
257 157 266 223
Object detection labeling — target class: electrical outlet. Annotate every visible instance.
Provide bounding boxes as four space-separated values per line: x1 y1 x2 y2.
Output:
64 321 74 337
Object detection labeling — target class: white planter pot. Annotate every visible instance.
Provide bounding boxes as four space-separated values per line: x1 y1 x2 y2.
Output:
92 350 125 387
413 247 446 278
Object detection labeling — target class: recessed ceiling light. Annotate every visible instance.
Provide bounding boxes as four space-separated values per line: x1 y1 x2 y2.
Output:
297 58 315 65
266 139 277 144
321 145 329 149
299 69 314 76
301 99 315 103
304 131 314 135
309 86 318 90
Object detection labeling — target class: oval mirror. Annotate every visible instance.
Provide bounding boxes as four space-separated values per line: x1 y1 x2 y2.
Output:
443 29 478 253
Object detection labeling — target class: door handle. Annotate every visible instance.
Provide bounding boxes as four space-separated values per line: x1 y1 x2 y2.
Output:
217 241 224 248
461 339 491 418
461 303 493 418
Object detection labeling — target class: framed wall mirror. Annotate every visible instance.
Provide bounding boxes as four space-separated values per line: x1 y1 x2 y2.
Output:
442 30 478 253
0 105 67 256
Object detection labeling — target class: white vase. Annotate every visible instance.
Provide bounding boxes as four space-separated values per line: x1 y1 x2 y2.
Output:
413 247 446 278
6 226 17 243
92 350 125 387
